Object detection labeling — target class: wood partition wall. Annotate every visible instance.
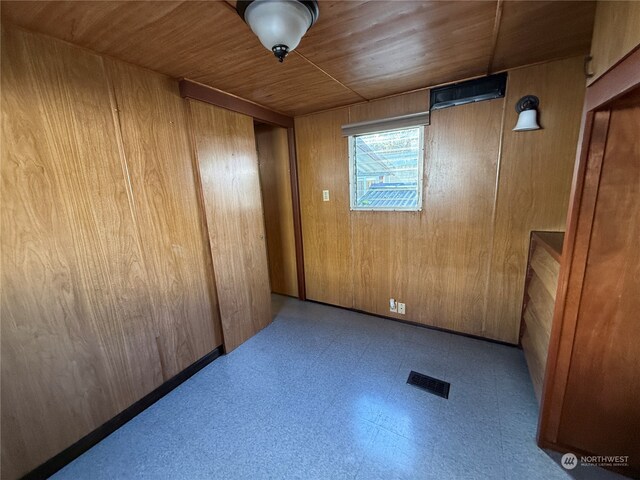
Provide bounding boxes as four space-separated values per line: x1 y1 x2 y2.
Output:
295 56 587 344
255 124 299 298
1 26 271 478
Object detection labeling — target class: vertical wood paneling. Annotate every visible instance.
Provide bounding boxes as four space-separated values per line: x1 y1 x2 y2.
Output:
349 91 430 319
588 0 640 84
295 108 354 308
1 27 224 478
188 100 272 352
105 59 222 378
255 124 298 297
297 97 502 333
0 27 162 479
295 57 585 344
484 57 585 342
413 99 503 334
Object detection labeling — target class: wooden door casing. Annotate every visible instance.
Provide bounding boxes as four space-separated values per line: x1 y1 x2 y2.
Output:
538 46 640 476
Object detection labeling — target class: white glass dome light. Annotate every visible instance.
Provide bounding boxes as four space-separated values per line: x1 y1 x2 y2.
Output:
513 95 541 131
237 0 320 62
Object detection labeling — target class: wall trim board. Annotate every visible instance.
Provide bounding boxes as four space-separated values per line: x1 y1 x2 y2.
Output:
287 127 306 300
585 45 640 112
179 79 294 128
21 346 224 480
307 300 519 348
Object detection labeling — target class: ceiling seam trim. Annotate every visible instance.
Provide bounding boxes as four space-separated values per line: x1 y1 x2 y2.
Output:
293 50 369 101
487 0 504 74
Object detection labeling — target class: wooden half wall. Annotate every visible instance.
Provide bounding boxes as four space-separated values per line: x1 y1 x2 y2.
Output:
295 57 586 344
1 26 269 478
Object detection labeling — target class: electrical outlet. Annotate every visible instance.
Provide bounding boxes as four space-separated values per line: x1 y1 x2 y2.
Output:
389 298 397 313
398 303 406 315
322 190 330 202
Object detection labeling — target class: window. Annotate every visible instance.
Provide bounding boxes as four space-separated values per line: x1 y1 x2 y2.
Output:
349 126 424 211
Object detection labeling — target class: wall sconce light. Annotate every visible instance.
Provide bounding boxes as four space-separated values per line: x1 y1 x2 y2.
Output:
237 0 320 63
513 95 541 131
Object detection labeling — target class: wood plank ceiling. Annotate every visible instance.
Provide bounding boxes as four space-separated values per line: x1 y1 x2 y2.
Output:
1 0 595 116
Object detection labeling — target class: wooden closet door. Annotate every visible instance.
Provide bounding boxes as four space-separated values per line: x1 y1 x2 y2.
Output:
188 101 271 352
556 93 640 465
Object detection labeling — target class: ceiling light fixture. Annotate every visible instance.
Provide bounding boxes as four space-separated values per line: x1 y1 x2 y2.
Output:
237 0 319 63
513 95 541 131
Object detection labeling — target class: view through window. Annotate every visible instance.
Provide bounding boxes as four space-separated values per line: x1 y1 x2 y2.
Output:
349 126 424 210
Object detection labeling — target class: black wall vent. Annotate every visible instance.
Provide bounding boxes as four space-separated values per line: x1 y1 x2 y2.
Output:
430 73 507 111
407 371 450 399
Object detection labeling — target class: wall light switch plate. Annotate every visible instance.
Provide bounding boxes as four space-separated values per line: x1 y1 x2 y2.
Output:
389 298 397 313
398 303 406 315
322 190 330 202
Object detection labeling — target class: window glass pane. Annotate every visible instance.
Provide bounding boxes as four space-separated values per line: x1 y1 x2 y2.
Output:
352 127 422 210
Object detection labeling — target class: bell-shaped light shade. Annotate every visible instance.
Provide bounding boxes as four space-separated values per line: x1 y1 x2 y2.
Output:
513 109 540 131
245 0 313 60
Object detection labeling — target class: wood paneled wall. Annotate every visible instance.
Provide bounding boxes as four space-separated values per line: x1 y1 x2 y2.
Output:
105 58 222 379
255 124 299 297
1 27 222 479
588 0 640 83
484 56 587 342
295 57 585 343
297 108 354 308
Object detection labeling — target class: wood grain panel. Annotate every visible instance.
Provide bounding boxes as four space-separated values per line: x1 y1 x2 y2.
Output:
588 0 640 84
532 231 564 263
529 247 561 300
527 272 555 335
348 90 430 124
188 100 271 352
521 314 546 403
484 56 586 343
491 1 595 73
557 100 640 466
255 124 298 297
352 98 503 331
105 59 222 378
0 1 362 115
523 302 551 359
350 211 394 317
295 108 353 308
1 1 595 115
296 57 586 343
297 95 503 335
348 90 429 320
410 99 503 335
520 237 559 404
0 27 162 479
297 1 496 99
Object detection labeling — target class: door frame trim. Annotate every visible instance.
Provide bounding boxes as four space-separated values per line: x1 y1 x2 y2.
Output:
537 45 640 451
180 79 306 300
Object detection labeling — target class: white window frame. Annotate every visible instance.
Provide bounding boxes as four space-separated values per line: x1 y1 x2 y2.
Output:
348 126 425 212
